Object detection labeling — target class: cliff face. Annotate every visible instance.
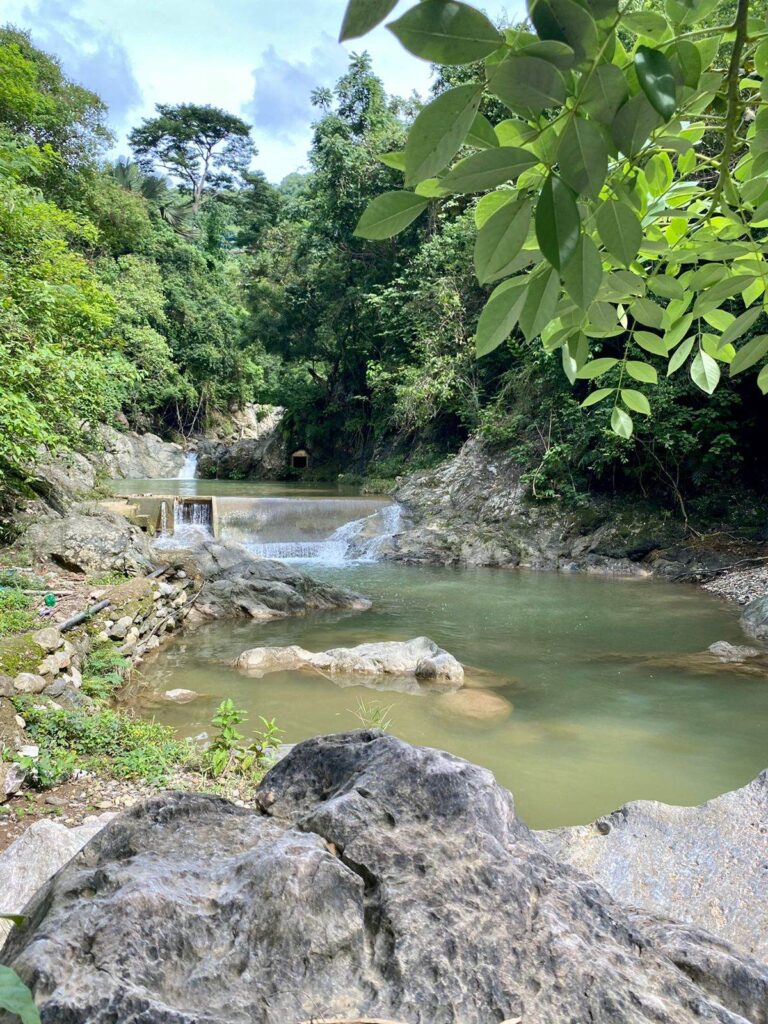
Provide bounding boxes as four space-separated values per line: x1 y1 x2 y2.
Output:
196 405 287 480
388 438 746 581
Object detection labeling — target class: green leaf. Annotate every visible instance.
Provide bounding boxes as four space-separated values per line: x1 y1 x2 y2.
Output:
635 331 668 356
611 406 634 438
474 198 533 283
557 117 607 197
575 357 618 379
519 39 575 70
630 297 664 329
467 112 499 149
729 334 768 376
535 174 580 271
562 332 588 382
672 39 702 89
354 191 429 239
635 46 677 120
475 278 528 356
596 200 642 266
562 233 602 309
612 93 662 157
488 55 567 119
621 388 651 415
692 275 756 315
404 83 483 186
340 0 399 40
580 387 614 407
581 64 628 124
388 1 504 64
414 178 449 197
518 267 560 340
719 306 763 348
690 349 720 393
0 966 40 1024
626 360 658 383
378 151 406 170
527 0 598 63
667 336 694 375
442 147 538 194
474 190 514 228
622 10 668 35
647 276 684 300
757 363 768 394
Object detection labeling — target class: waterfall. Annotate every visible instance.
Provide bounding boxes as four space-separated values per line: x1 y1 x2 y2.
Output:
155 498 213 548
222 498 403 565
178 452 198 480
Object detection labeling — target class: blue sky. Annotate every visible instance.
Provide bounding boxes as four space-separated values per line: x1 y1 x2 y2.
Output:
3 0 521 181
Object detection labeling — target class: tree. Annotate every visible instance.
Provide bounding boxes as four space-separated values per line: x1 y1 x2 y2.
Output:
129 103 255 212
346 0 768 439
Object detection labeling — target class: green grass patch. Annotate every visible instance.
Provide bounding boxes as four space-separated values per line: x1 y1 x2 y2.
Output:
13 700 190 788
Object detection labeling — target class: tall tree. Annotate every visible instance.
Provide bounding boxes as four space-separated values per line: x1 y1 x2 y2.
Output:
129 104 255 211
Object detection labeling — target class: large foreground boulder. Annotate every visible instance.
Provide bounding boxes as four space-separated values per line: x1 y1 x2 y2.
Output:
156 538 371 620
3 733 767 1023
539 769 768 963
233 636 463 685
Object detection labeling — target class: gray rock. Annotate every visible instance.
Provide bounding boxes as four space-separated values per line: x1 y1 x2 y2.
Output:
539 769 768 962
32 628 63 654
197 406 286 480
92 424 185 479
0 814 114 944
19 510 152 575
162 688 200 703
741 595 768 640
2 733 767 1024
12 673 47 694
233 637 463 685
708 640 763 662
0 762 25 805
155 538 371 621
0 675 12 698
391 438 680 573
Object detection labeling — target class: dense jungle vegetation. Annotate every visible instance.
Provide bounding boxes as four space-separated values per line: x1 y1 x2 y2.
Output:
1 12 767 521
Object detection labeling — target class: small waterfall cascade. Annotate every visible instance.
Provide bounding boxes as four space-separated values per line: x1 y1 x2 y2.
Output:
159 500 169 537
178 452 198 480
218 497 403 564
156 497 213 548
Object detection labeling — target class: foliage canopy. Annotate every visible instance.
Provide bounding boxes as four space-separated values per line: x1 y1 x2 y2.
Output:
347 0 768 439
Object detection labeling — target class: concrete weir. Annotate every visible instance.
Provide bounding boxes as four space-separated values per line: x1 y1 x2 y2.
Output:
100 495 219 539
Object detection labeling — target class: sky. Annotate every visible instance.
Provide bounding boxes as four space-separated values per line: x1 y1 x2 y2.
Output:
2 0 521 182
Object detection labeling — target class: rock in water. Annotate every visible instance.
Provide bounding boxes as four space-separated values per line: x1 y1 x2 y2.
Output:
539 770 768 964
233 636 464 685
2 733 767 1024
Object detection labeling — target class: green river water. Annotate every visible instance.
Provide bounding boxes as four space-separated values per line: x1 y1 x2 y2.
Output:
120 479 767 829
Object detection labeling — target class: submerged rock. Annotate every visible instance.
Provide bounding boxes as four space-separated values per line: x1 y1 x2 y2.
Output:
434 687 512 724
539 769 768 963
3 732 767 1023
233 636 463 686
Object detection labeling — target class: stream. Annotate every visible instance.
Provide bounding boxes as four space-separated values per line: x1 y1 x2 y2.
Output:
114 478 767 828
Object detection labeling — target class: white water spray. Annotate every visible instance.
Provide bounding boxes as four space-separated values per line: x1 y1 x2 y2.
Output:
178 452 198 480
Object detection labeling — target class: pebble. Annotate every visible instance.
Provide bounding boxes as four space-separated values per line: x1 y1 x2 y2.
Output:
703 565 768 606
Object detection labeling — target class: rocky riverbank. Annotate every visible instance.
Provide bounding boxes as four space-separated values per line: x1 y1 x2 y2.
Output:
1 731 766 1024
385 438 768 615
